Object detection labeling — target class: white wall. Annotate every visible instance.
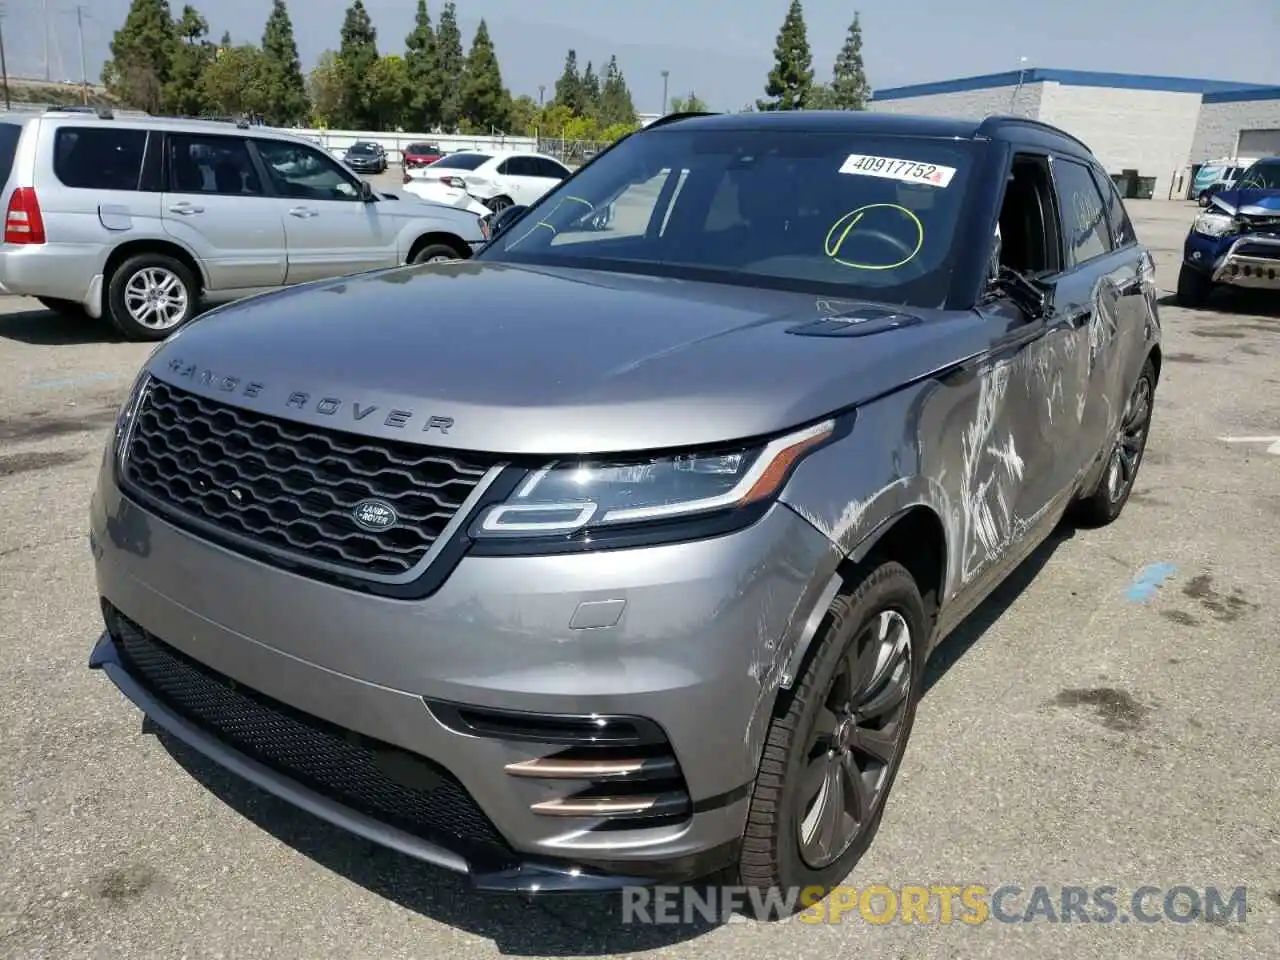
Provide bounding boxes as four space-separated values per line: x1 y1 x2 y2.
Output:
1037 84 1201 199
1191 97 1280 162
870 82 1044 121
290 128 539 162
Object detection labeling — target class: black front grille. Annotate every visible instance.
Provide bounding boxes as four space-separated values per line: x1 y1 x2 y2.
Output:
109 611 514 862
1234 241 1280 261
123 379 495 577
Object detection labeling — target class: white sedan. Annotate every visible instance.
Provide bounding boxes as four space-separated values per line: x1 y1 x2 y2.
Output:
402 151 573 216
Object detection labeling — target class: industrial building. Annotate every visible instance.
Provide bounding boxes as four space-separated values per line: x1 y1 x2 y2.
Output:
869 69 1280 201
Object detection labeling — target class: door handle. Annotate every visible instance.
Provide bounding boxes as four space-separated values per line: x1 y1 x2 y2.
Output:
167 203 204 215
1067 308 1092 328
288 207 318 218
1115 277 1141 294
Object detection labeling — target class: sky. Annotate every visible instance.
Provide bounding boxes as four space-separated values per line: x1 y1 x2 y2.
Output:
7 0 1278 112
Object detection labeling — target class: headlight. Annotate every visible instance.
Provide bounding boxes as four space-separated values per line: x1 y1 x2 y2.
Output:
470 419 838 542
112 371 151 462
1192 212 1236 237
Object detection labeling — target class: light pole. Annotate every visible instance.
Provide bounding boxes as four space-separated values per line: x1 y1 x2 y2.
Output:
661 70 669 115
538 84 545 106
1009 56 1029 112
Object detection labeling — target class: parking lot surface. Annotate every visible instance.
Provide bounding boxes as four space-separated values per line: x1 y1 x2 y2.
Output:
1 201 1277 959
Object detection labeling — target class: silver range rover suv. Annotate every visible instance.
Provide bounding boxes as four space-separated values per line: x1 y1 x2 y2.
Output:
89 111 1161 913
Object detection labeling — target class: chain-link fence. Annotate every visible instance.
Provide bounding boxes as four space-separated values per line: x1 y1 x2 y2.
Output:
537 139 611 168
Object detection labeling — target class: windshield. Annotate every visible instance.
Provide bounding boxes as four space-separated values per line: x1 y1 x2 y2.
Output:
1237 160 1280 190
432 152 491 170
348 143 376 154
407 143 437 153
478 127 979 306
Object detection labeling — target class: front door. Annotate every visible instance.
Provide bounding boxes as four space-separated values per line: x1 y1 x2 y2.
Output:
161 132 286 292
251 139 398 284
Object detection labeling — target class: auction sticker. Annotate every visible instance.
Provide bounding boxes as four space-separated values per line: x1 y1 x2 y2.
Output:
839 154 957 188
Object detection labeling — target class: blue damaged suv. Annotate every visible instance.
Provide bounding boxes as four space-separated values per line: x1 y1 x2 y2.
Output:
1177 156 1280 306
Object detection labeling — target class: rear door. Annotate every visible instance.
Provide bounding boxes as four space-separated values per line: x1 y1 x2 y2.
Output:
161 132 286 291
251 138 397 283
1048 154 1136 478
495 155 548 205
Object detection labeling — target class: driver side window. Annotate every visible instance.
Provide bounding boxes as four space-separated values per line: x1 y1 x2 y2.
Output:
252 139 362 202
994 153 1063 278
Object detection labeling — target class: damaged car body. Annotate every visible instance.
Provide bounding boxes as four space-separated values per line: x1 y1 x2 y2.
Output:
1177 155 1280 306
87 111 1161 914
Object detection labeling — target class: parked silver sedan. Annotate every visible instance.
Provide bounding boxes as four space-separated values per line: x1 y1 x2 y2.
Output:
0 111 486 340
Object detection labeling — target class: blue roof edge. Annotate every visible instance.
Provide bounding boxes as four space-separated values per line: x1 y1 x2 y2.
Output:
872 68 1278 101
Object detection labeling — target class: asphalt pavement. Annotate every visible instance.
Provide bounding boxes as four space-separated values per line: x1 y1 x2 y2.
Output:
0 201 1277 959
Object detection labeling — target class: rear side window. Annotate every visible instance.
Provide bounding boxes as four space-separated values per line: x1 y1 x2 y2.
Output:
1052 157 1112 267
54 127 147 191
1090 166 1137 248
432 153 490 171
0 123 21 186
168 134 263 196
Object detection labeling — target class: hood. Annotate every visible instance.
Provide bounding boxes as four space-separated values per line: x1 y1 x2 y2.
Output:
1210 188 1280 219
150 262 991 456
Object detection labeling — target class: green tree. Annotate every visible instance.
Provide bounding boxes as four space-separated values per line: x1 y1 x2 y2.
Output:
458 19 509 132
369 54 409 130
337 0 379 128
581 60 601 117
757 0 813 111
307 50 344 126
597 55 636 127
553 49 584 113
259 0 309 125
102 0 178 112
670 92 708 112
435 1 465 130
507 94 539 136
164 5 213 116
535 103 575 139
201 43 265 116
828 13 871 110
404 0 443 129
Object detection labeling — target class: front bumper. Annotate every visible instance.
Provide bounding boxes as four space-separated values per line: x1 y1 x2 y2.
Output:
88 464 834 887
1185 230 1280 290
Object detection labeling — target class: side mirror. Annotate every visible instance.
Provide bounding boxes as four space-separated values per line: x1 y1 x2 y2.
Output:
359 180 377 203
484 204 528 240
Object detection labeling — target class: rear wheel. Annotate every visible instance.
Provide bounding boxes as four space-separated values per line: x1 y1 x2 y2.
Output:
735 561 926 917
1175 263 1213 308
106 253 197 341
486 195 513 214
36 296 87 318
409 242 464 264
1070 357 1156 528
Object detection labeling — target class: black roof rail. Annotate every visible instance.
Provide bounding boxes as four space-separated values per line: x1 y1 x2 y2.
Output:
641 111 720 131
978 115 1093 154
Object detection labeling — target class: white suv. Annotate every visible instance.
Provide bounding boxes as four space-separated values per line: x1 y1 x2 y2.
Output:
0 111 486 340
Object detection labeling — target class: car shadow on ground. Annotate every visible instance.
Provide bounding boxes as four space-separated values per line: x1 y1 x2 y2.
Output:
1157 290 1280 318
152 525 1076 954
0 307 125 345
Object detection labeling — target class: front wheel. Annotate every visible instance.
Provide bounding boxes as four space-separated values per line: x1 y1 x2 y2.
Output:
106 253 197 341
735 561 927 916
1175 263 1213 308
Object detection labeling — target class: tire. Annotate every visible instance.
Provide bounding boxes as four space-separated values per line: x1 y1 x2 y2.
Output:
37 296 87 318
409 242 464 264
1069 357 1156 528
106 252 198 342
1175 263 1212 308
486 195 513 214
734 561 928 918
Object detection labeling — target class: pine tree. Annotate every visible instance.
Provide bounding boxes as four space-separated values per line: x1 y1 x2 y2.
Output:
458 19 508 132
102 0 179 112
581 60 601 117
337 0 379 128
756 0 813 111
435 2 465 131
554 49 583 114
404 0 443 129
164 5 213 116
307 50 344 125
597 55 636 127
829 13 871 110
257 0 309 125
